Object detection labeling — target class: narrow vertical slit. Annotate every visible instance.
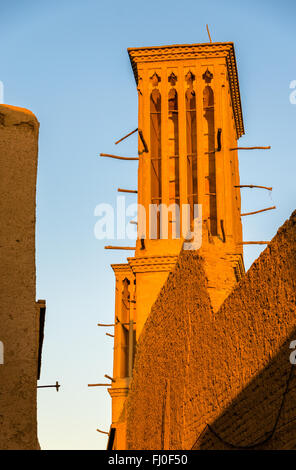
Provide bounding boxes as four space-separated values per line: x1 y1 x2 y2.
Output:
186 87 197 226
203 85 217 236
150 88 162 238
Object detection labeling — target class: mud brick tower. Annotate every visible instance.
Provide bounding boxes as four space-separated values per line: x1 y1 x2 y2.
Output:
107 42 245 449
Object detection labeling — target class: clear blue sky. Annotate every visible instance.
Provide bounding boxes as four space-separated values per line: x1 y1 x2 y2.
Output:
1 0 295 450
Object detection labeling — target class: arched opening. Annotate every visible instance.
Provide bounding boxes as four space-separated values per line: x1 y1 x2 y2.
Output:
120 278 130 378
203 85 217 236
168 88 179 238
168 88 179 206
150 88 162 238
186 87 197 225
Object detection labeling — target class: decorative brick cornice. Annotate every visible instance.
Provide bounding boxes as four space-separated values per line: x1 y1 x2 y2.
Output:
108 387 129 399
127 255 178 274
111 263 133 276
108 377 131 399
128 42 244 139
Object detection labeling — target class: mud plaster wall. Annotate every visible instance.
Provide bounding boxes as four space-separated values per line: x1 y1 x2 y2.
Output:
126 211 296 450
0 105 40 449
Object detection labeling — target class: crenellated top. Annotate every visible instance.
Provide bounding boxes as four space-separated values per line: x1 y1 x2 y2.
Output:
128 42 244 139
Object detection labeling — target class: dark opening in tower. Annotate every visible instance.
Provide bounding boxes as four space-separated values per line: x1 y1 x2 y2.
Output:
186 86 197 225
168 87 179 207
150 88 162 238
203 85 217 236
120 278 130 378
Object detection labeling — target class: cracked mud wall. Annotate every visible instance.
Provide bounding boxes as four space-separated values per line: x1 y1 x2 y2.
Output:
125 211 296 450
0 105 40 449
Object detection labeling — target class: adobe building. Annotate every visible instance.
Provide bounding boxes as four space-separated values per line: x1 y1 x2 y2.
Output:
0 105 45 449
125 211 296 450
107 42 246 449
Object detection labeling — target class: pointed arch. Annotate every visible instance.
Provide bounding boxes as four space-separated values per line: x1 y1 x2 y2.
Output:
120 278 130 378
168 88 179 213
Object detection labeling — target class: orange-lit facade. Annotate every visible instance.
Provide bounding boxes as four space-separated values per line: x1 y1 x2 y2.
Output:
108 42 245 449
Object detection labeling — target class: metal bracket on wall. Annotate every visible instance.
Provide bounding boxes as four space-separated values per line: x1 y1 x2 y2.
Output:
37 381 60 392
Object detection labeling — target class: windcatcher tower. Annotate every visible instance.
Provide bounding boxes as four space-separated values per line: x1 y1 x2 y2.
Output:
107 42 245 449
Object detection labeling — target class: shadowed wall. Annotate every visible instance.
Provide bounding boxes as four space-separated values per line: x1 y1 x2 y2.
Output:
0 105 40 449
125 210 296 450
195 329 296 450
